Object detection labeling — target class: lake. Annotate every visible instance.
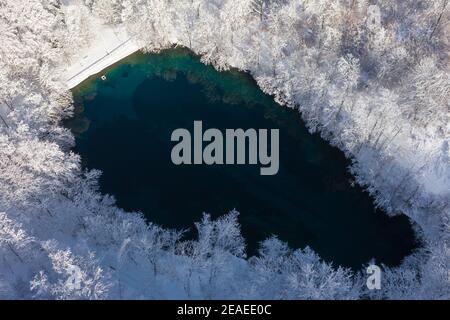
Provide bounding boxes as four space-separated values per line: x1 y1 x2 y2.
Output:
66 48 417 268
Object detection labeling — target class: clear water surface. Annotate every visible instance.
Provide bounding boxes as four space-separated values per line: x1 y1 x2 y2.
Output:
67 49 417 268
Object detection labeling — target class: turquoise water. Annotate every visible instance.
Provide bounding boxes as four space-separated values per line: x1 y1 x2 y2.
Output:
67 49 417 268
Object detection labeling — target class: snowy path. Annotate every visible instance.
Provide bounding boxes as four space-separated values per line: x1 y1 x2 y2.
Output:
66 37 136 86
61 1 140 88
63 26 140 88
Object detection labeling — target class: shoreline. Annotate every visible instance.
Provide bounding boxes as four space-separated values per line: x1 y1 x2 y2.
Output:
68 52 418 267
61 3 140 89
66 37 140 89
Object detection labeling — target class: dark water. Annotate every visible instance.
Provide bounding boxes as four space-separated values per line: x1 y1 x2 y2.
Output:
67 49 417 268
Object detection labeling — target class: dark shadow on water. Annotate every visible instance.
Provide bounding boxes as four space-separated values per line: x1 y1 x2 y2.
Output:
66 48 418 269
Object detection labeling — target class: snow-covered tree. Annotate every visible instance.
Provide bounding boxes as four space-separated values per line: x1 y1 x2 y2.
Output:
0 0 448 300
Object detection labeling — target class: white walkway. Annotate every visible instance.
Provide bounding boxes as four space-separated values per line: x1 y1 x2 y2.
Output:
61 1 140 88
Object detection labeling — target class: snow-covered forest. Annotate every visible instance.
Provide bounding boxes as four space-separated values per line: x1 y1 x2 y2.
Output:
0 0 449 299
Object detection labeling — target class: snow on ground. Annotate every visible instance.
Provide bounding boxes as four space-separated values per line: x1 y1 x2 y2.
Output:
61 0 140 89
